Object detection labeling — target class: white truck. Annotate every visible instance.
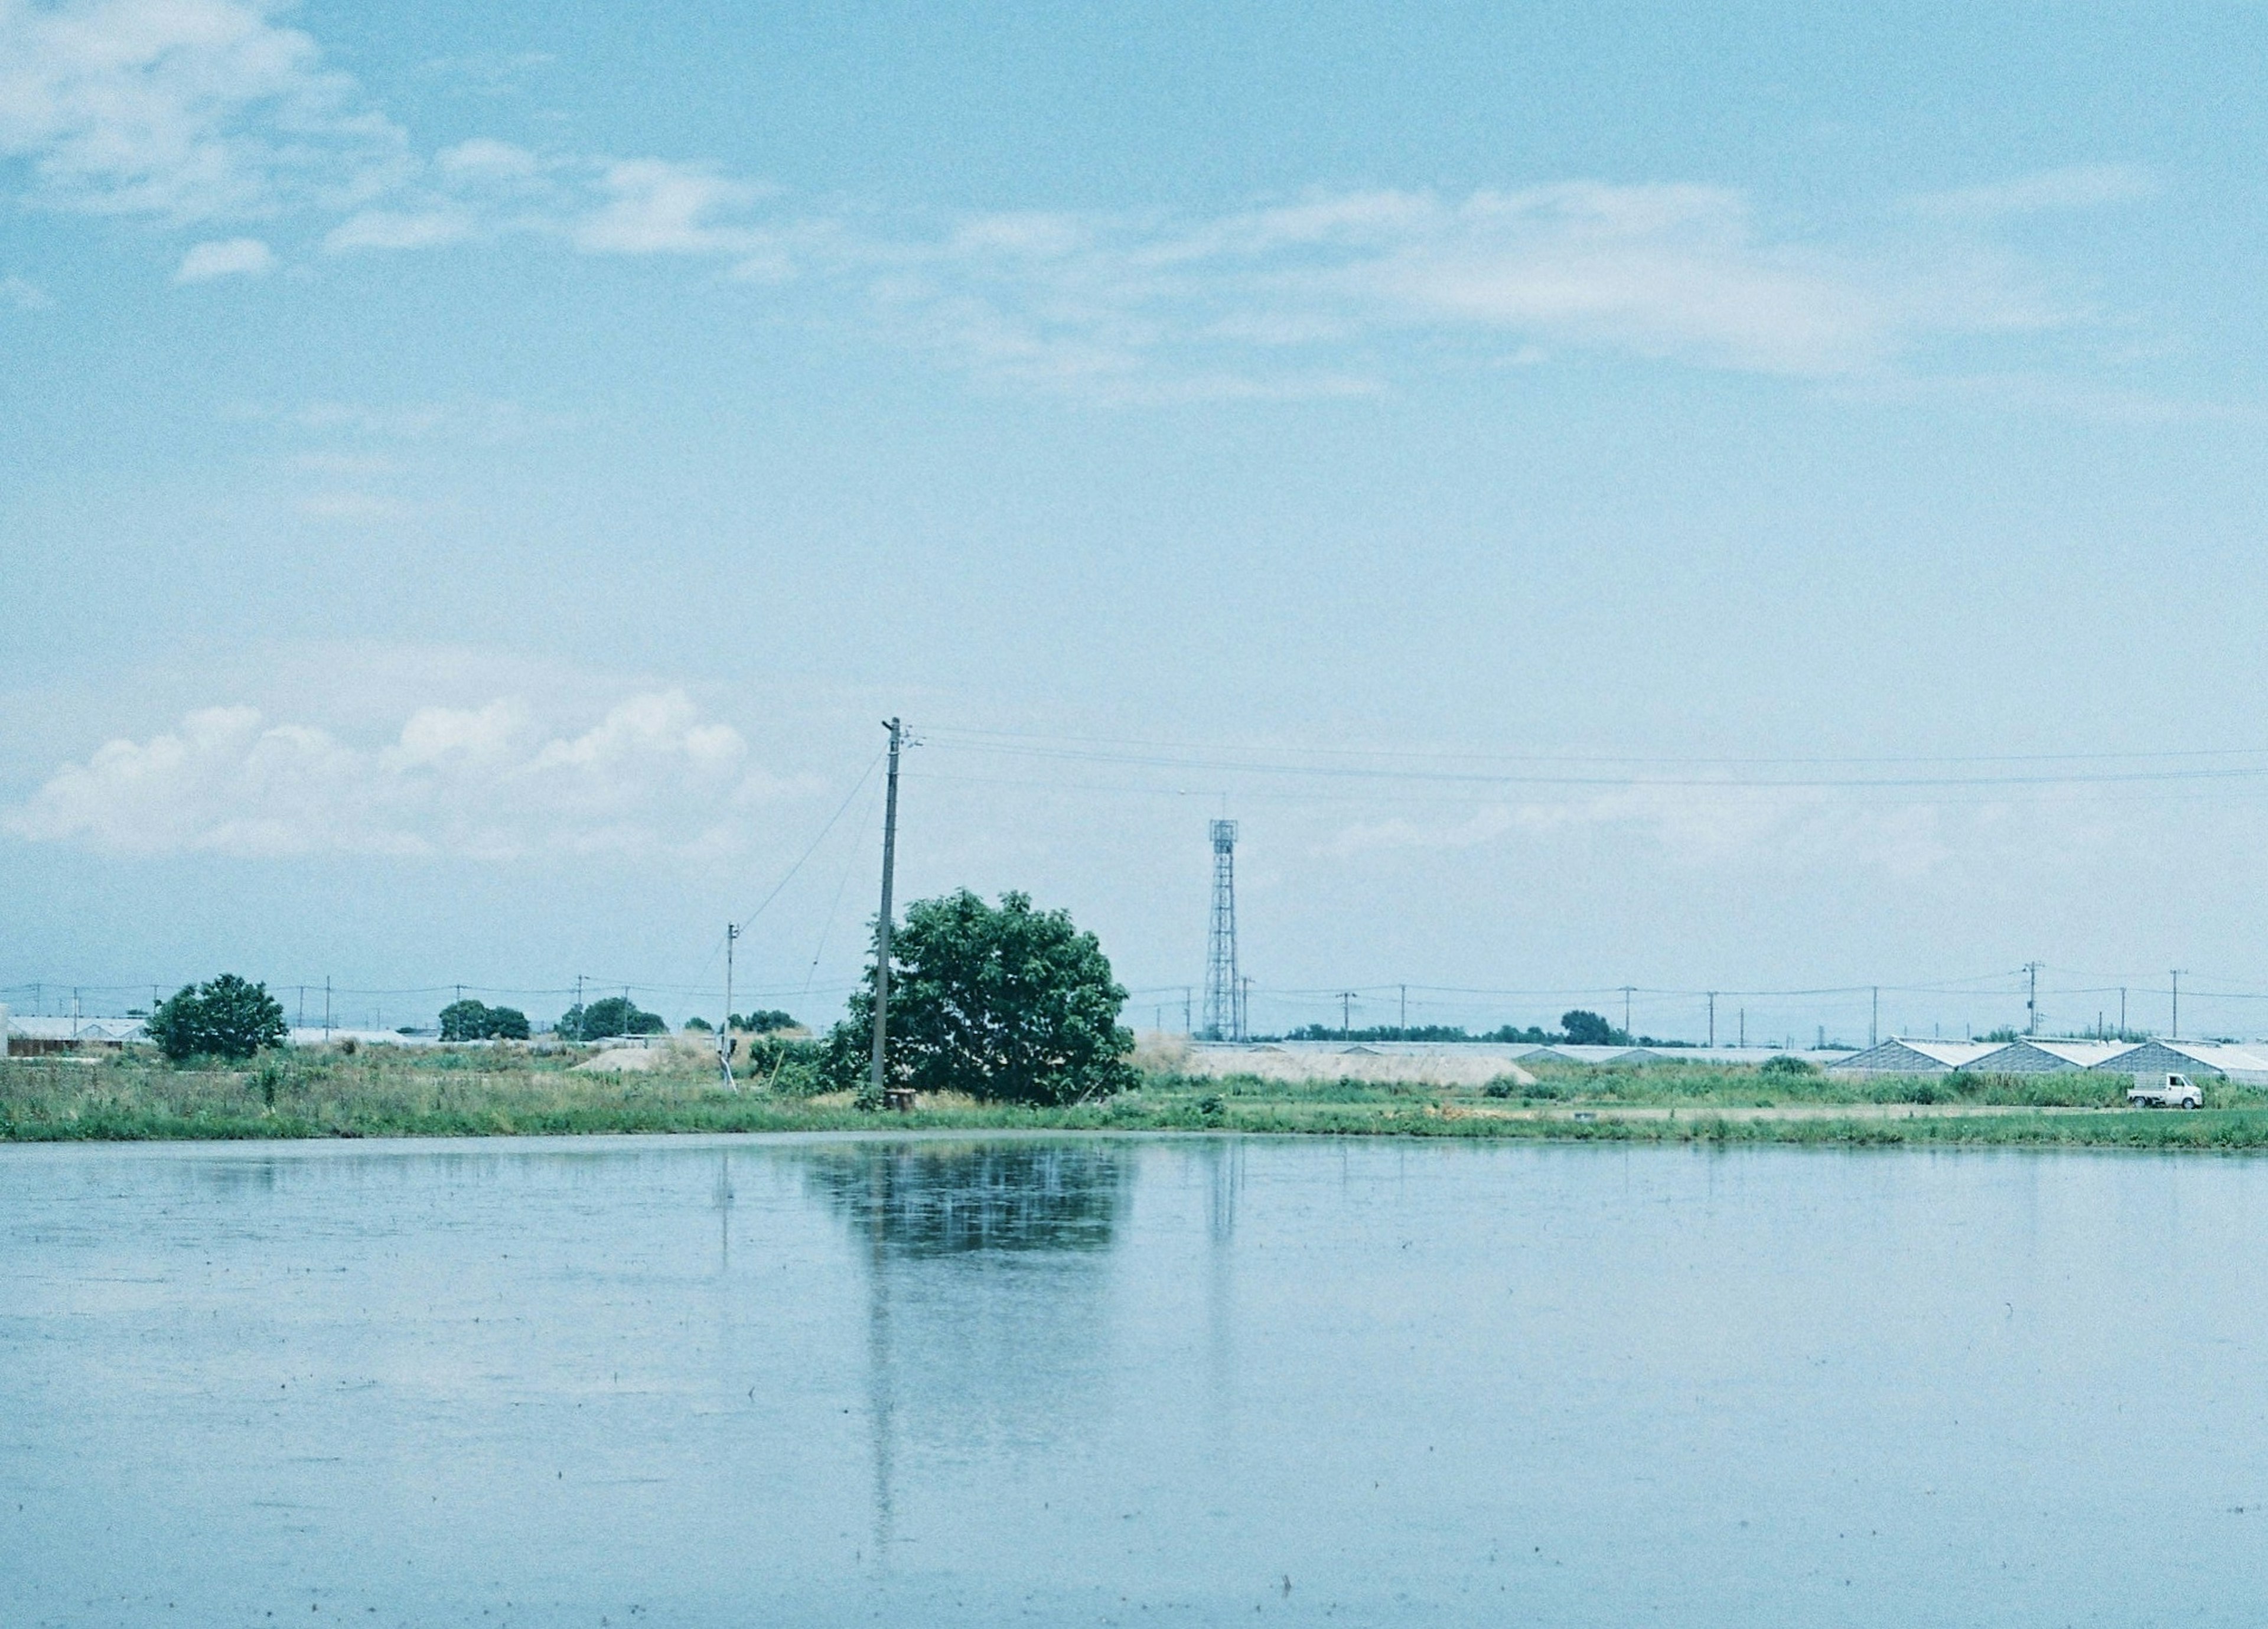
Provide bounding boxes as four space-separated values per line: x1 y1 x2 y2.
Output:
2128 1072 2204 1109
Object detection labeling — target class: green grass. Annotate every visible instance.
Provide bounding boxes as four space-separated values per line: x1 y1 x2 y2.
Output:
6 1048 2267 1151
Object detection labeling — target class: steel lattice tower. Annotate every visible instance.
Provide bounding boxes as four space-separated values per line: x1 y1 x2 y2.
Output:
1204 820 1241 1041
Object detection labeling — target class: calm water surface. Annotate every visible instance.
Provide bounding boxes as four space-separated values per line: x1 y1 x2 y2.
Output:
4 1133 2266 1626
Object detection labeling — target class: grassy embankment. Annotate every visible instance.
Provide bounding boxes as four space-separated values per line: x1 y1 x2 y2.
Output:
5 1044 2268 1149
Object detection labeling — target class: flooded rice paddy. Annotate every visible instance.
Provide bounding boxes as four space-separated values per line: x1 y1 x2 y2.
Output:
4 1133 2266 1625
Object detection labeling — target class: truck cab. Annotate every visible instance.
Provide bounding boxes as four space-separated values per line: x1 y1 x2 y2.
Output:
2128 1072 2203 1109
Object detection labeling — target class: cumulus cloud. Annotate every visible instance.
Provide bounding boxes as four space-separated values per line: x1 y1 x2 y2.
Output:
173 234 270 279
5 690 792 859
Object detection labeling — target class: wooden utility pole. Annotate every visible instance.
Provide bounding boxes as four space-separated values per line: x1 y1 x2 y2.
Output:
720 923 738 1092
869 719 903 1097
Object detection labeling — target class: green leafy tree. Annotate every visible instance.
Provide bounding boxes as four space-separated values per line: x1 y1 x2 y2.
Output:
682 1016 713 1032
148 974 288 1063
439 999 529 1041
561 995 666 1041
1559 1009 1630 1047
823 890 1134 1105
732 1009 799 1034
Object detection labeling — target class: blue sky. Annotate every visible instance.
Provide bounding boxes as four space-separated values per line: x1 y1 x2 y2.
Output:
5 0 2268 1042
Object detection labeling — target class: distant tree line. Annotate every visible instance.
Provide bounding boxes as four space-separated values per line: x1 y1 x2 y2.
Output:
1280 1009 1685 1048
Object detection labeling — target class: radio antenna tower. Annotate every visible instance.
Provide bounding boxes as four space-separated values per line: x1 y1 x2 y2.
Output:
1204 819 1242 1041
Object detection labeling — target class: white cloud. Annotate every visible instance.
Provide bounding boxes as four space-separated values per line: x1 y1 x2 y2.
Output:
1904 164 2153 221
0 0 405 221
1315 784 1975 882
846 183 2080 392
2 272 53 307
0 1 2144 396
435 136 536 178
322 207 470 251
5 690 794 859
571 158 768 255
172 233 269 279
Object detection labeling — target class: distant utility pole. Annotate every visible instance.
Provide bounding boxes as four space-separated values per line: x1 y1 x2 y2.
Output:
1184 988 1192 1035
1399 984 1407 1037
1739 1008 1745 1048
2120 987 2127 1037
324 976 331 1040
869 719 904 1097
296 986 305 1029
2024 962 2044 1036
1338 991 1358 1040
719 923 738 1092
1239 975 1253 1041
1707 992 1716 1048
1871 986 1879 1048
2171 970 2186 1041
1621 986 1634 1038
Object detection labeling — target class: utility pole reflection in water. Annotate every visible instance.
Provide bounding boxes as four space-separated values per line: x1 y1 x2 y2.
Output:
713 1152 734 1276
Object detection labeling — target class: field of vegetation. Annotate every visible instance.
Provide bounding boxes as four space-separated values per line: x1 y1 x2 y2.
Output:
8 1041 2268 1151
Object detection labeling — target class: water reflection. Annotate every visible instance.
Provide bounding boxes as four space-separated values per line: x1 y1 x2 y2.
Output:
799 1139 1130 1257
794 1140 1133 1561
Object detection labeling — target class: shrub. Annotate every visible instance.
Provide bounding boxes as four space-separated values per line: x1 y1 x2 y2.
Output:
1759 1054 1819 1077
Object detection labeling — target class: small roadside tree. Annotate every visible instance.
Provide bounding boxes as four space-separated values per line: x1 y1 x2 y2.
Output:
732 1009 799 1034
148 975 288 1063
823 890 1135 1105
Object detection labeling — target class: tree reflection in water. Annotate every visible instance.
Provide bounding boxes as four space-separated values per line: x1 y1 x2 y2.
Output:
795 1139 1133 1563
800 1139 1130 1257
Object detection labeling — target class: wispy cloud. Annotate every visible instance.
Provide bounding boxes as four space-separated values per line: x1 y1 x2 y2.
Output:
1904 164 2154 221
2 272 53 308
571 158 771 255
5 690 797 859
0 0 406 221
173 234 271 281
0 2 2149 398
1318 786 1974 881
